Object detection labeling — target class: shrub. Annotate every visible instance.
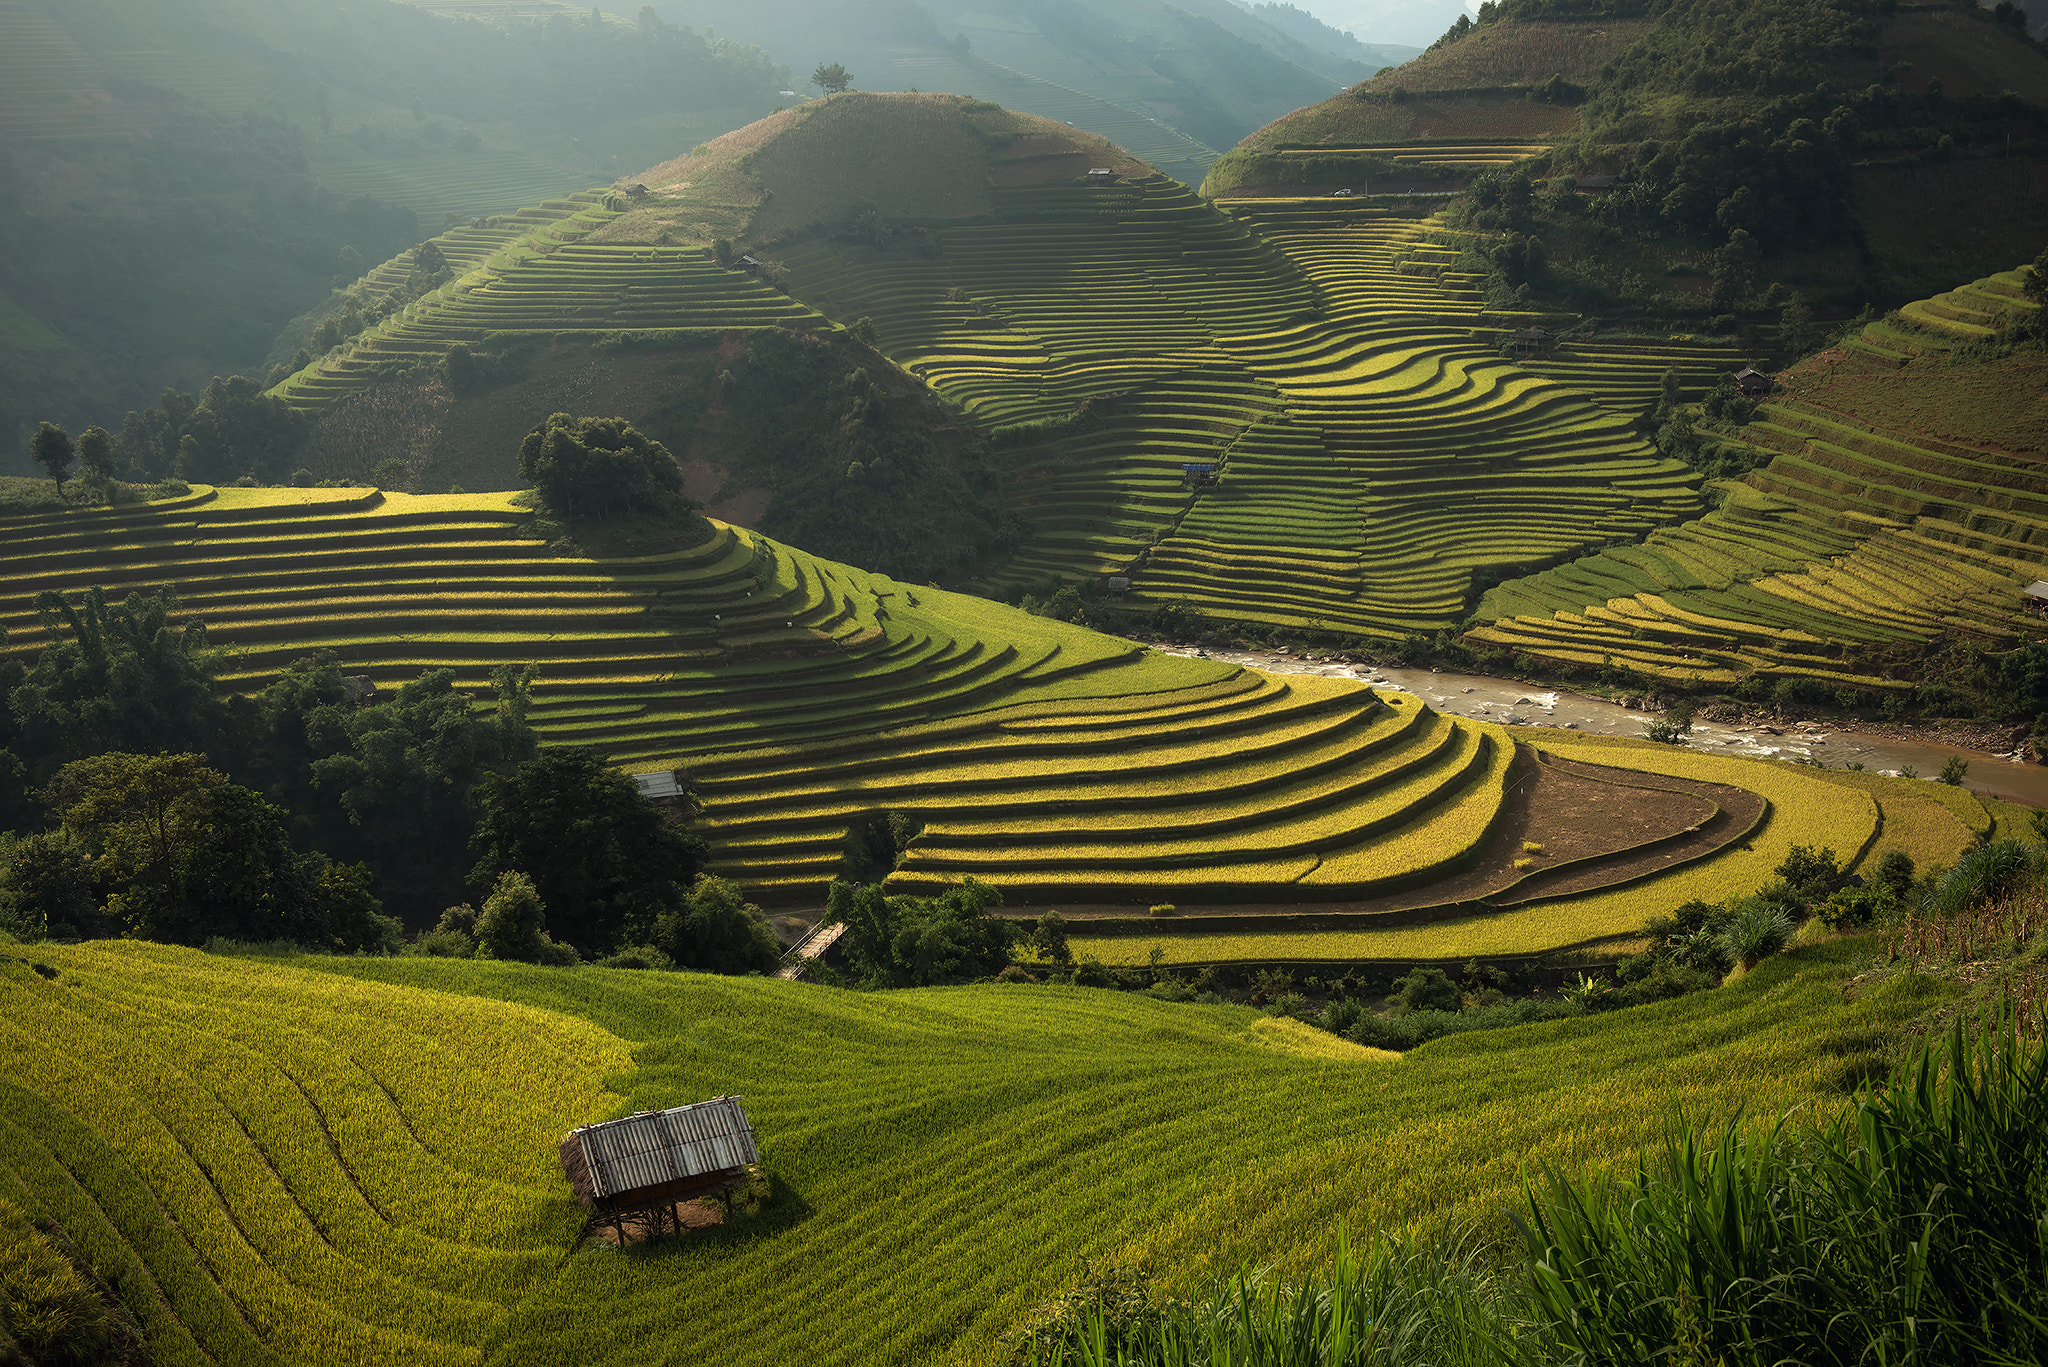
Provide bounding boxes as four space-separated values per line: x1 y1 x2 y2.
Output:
1718 896 1794 968
415 903 478 957
1872 849 1916 900
1070 955 1116 988
1266 992 1311 1020
1389 967 1462 1015
1817 885 1886 930
1608 958 1719 1007
1147 903 1178 917
1939 754 1970 786
653 874 781 975
1928 839 2041 919
996 964 1037 984
475 871 549 962
1774 845 1849 904
1320 997 1365 1035
596 944 674 970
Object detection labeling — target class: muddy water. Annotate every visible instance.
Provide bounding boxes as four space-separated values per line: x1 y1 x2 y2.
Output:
1157 646 2048 810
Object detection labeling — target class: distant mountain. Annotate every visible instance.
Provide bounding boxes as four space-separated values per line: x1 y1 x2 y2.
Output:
0 0 786 464
1234 1 1424 72
657 0 1348 162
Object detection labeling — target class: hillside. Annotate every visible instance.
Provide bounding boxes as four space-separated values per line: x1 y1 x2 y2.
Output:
657 0 1370 165
270 108 1727 647
0 487 1530 914
0 930 1966 1364
1470 265 2048 715
1 481 2011 970
257 91 2048 725
1218 0 2048 309
0 0 789 458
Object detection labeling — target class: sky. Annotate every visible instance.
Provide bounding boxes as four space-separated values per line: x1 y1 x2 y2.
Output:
1278 0 1480 49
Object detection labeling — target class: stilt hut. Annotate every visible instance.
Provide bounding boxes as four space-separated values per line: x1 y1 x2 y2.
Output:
560 1096 759 1239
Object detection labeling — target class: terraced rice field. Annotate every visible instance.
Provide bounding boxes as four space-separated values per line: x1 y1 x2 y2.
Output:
0 933 1941 1366
781 182 1700 641
0 0 125 141
1517 337 1752 417
271 196 819 411
1267 140 1557 170
1473 267 2047 686
1069 735 1964 966
0 488 1516 905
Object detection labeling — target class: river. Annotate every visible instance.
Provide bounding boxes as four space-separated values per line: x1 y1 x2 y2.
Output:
1156 645 2048 810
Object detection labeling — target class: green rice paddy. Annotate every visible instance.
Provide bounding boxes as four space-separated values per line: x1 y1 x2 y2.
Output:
0 488 1523 907
1474 267 2047 684
0 929 1960 1365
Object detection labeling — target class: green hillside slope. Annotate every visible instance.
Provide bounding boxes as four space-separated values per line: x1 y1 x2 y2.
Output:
0 0 788 453
269 92 1736 648
0 486 1524 908
1224 0 2048 311
0 934 1955 1365
1471 266 2047 696
777 166 1701 641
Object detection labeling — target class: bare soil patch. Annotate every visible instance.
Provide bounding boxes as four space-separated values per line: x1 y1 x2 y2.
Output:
579 1199 725 1248
1489 754 1763 904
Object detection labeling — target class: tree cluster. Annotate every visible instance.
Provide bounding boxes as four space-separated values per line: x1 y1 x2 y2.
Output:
0 586 773 970
831 878 1019 987
719 330 1022 580
0 587 536 925
109 376 313 485
517 413 696 521
2 751 398 951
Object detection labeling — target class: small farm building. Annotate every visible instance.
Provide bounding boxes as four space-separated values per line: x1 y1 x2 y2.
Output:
561 1096 759 1237
1735 367 1772 398
1575 174 1617 191
1512 327 1551 356
1107 576 1131 598
1181 462 1217 488
1087 167 1118 183
634 769 685 802
2025 582 2048 613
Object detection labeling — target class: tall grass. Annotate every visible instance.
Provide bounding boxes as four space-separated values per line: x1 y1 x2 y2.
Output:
1028 1015 2048 1367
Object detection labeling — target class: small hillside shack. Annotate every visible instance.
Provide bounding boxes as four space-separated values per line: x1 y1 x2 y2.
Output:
1087 167 1119 183
1735 367 1772 398
1512 327 1551 357
561 1096 759 1239
1181 462 1217 488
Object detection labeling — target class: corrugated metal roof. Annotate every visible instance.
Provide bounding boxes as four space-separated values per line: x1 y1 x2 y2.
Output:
574 1097 759 1199
634 770 682 800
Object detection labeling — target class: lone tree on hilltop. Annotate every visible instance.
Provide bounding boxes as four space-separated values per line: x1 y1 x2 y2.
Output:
30 421 74 496
516 412 697 520
812 61 850 94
